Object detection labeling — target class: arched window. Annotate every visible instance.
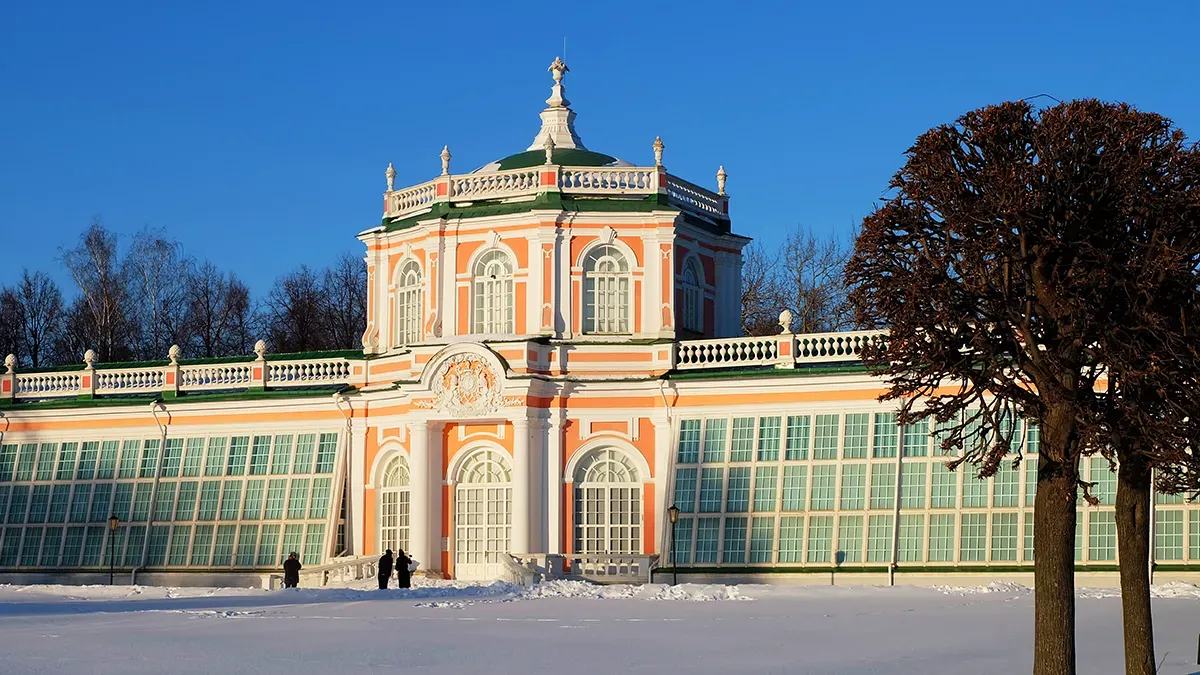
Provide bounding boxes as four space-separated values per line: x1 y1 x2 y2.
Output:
378 455 411 555
472 250 514 334
583 245 630 334
454 448 513 580
393 260 422 347
573 447 642 555
681 258 703 333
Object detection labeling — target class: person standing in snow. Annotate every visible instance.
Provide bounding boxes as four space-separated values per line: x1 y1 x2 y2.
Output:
394 548 412 589
377 549 394 590
283 552 301 589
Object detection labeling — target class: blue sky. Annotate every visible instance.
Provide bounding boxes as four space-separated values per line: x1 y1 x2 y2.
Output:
3 1 1199 294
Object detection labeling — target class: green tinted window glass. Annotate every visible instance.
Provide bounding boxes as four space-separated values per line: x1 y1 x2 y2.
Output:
69 484 92 522
315 434 338 474
840 464 866 510
16 444 38 481
960 513 987 561
302 524 325 564
899 514 924 562
28 485 51 523
753 466 778 512
245 437 269 476
117 441 140 478
725 467 751 512
672 518 693 565
80 526 104 566
61 526 85 566
991 513 1018 561
871 414 896 458
35 443 58 480
219 481 243 520
900 462 927 509
867 514 893 562
869 463 895 510
1156 510 1184 560
48 485 70 523
146 525 170 566
235 525 259 566
111 484 134 520
722 516 747 563
226 437 250 476
698 468 724 513
1090 457 1116 505
154 482 177 521
270 436 294 475
55 443 79 480
844 413 870 458
813 415 839 460
281 524 304 562
76 442 99 480
702 420 727 463
0 527 21 565
131 483 153 521
993 461 1019 507
785 416 810 460
778 516 804 563
161 439 184 478
96 441 119 479
41 526 63 566
204 438 227 477
806 515 833 562
730 418 755 462
197 481 220 520
749 516 774 563
928 513 955 562
0 445 16 481
20 528 44 566
190 525 214 566
89 484 112 522
757 417 782 461
782 465 807 511
8 485 30 523
694 518 719 563
212 525 236 565
123 526 146 565
139 440 160 478
175 482 199 520
264 479 287 519
168 525 191 566
292 435 316 474
902 421 929 457
309 478 333 519
810 465 836 511
962 471 988 508
182 438 205 477
243 480 265 520
287 479 310 519
673 468 697 513
677 420 701 463
257 524 281 566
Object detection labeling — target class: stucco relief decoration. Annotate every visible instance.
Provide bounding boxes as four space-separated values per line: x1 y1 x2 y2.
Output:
417 353 518 416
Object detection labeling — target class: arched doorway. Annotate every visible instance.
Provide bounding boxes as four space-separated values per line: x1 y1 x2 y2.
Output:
378 455 410 555
454 448 512 580
573 447 642 555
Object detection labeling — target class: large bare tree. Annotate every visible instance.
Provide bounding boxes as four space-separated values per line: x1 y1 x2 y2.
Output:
184 261 254 358
0 270 66 368
124 228 193 360
741 229 855 336
59 220 134 363
846 99 1200 675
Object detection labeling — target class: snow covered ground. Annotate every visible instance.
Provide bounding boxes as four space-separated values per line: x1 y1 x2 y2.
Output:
1 578 1199 674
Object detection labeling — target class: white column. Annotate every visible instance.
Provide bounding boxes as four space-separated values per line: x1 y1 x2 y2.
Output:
441 235 458 337
653 415 673 556
429 422 443 574
408 421 432 570
546 412 565 553
528 418 548 553
511 417 531 554
348 418 368 555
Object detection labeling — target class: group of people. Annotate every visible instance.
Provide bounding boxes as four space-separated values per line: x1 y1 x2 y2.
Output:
278 549 415 590
377 548 413 589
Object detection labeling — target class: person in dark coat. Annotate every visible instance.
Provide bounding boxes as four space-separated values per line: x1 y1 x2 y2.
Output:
283 552 301 589
377 549 394 590
394 548 412 589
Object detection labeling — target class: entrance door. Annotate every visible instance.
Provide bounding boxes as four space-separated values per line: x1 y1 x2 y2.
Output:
453 448 512 580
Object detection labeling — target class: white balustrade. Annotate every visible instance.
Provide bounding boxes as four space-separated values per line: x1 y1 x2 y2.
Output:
451 169 539 201
559 167 656 194
13 372 81 398
95 368 164 393
179 363 253 391
268 359 353 385
664 175 724 216
565 554 657 584
675 335 782 370
794 330 886 363
388 181 437 218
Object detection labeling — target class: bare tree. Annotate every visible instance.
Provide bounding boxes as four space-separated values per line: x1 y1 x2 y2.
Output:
261 266 328 353
125 228 193 360
0 270 65 368
59 220 134 363
740 242 783 336
320 253 367 350
741 230 855 336
184 261 254 358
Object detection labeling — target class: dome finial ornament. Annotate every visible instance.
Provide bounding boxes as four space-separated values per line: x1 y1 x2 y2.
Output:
527 57 585 151
385 162 396 192
779 309 794 335
168 344 181 365
653 136 665 168
543 135 555 165
716 165 727 196
549 56 569 85
440 146 452 176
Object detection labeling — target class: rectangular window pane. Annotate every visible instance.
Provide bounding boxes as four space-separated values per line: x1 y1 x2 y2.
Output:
8 485 30 523
249 437 271 476
110 483 133 521
106 527 127 567
785 416 810 460
242 480 265 520
292 435 316 474
270 435 294 475
698 468 724 513
55 442 78 480
673 468 697 513
1088 511 1116 561
782 465 807 511
197 481 221 520
146 525 170 566
15 443 37 481
204 438 227 477
220 481 243 520
730 418 754 462
1026 424 1040 454
175 482 199 521
121 526 144 566
991 513 1018 561
211 525 236 566
287 479 310 519
1089 457 1116 506
139 439 160 478
837 515 863 563
235 525 259 566
702 420 727 463
281 524 304 562
20 527 44 566
48 485 70 523
315 434 338 474
226 437 250 476
807 515 833 563
902 421 929 457
726 467 751 512
722 516 748 563
1025 457 1038 507
161 439 183 478
154 482 177 521
870 463 896 510
928 513 955 562
900 462 927 509
264 479 287 519
309 477 333 519
302 524 325 564
131 483 153 521
811 465 836 511
118 440 140 479
749 516 774 563
168 525 191 566
70 484 92 523
993 461 1020 507
960 513 987 561
182 438 205 477
258 524 282 566
28 485 50 523
1024 512 1035 561
1156 510 1184 560
36 443 58 481
899 514 924 562
840 464 866 510
753 467 778 512
871 413 897 458
89 484 112 522
844 413 869 459
80 526 105 566
96 441 119 480
62 526 85 566
41 527 63 566
76 442 99 480
962 471 987 508
867 514 893 562
677 420 701 463
779 515 804 563
0 444 16 481
694 517 720 563
757 417 781 461
1191 511 1200 560
814 414 839 460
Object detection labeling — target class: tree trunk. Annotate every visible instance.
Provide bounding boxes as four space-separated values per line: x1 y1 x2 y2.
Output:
1033 406 1080 675
1116 450 1156 674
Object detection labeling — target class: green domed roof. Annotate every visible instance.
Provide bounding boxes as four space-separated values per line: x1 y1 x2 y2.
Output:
474 148 629 173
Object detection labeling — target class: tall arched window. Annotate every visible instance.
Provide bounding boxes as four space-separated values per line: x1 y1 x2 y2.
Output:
681 258 703 333
573 447 642 555
454 448 512 580
472 250 514 334
393 260 422 347
583 245 630 334
378 455 411 555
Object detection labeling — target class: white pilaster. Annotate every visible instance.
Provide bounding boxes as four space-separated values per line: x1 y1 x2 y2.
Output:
652 415 673 556
441 233 458 338
528 418 548 553
429 422 444 573
557 226 571 339
511 417 531 554
348 417 368 555
546 411 565 553
408 421 432 570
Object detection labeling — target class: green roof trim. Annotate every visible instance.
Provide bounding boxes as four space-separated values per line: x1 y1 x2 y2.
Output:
657 563 1137 576
666 363 870 380
494 148 619 170
2 385 355 410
